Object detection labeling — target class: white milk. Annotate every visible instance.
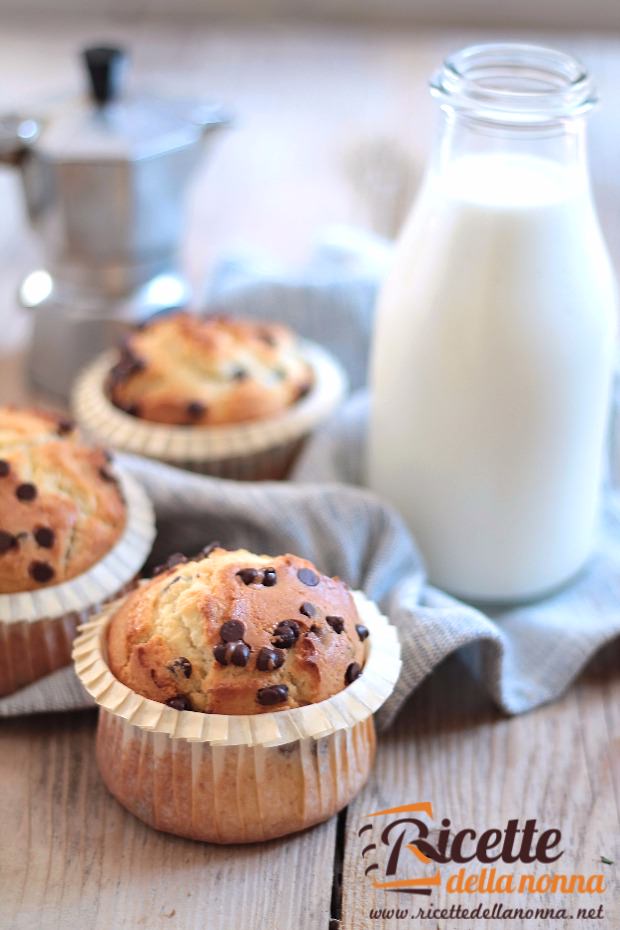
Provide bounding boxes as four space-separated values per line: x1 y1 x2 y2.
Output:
367 153 617 602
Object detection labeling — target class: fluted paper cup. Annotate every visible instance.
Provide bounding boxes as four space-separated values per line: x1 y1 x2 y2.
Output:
71 341 347 480
73 590 401 844
0 466 155 697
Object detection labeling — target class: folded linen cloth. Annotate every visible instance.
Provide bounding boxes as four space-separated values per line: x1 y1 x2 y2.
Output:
3 227 619 726
294 391 620 720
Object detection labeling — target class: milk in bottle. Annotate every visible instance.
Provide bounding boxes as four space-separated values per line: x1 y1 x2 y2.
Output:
367 44 617 603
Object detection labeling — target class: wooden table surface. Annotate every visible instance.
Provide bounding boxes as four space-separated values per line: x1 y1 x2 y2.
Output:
0 16 619 930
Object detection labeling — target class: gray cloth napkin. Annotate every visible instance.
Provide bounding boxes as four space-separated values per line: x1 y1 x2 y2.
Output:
294 391 620 720
3 227 619 725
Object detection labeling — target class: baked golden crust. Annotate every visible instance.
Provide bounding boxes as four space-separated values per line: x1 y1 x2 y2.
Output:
107 547 368 714
0 406 126 594
107 313 314 426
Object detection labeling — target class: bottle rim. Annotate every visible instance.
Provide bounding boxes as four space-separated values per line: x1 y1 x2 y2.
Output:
430 43 597 125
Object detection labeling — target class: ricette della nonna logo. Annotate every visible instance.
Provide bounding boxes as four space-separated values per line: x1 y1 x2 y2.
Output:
358 802 610 923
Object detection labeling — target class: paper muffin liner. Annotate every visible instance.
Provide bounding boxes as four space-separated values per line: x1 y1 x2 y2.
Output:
71 341 348 480
73 589 401 844
0 467 156 697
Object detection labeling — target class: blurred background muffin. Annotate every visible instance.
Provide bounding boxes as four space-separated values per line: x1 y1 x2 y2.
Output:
0 407 125 594
73 313 347 480
107 313 313 426
0 405 155 695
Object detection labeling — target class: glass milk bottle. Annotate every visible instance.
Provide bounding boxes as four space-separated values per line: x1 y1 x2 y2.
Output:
367 44 617 603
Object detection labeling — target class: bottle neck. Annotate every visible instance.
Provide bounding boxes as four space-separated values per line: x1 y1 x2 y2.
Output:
433 109 590 177
428 43 597 190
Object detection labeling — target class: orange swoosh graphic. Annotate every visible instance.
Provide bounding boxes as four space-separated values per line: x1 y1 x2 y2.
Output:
373 873 441 890
365 802 433 818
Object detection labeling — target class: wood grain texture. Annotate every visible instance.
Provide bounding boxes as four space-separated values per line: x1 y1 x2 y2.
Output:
0 710 337 930
341 641 620 930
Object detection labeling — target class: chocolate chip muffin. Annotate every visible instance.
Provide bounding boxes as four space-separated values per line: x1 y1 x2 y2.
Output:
107 547 369 714
0 406 126 594
107 313 314 426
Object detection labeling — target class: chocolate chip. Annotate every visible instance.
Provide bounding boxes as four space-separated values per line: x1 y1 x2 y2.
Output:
326 615 344 634
34 527 55 549
98 466 116 483
0 531 16 554
231 642 250 666
257 684 288 706
262 567 277 587
110 351 145 384
16 483 37 502
213 644 227 666
220 619 245 643
345 662 362 685
308 624 321 636
258 329 277 347
56 418 74 436
355 624 369 642
256 646 285 672
272 620 300 649
236 567 259 585
152 552 188 576
120 345 145 370
0 460 9 477
187 401 206 419
29 561 55 583
299 602 316 618
231 367 248 381
165 695 192 711
235 565 277 587
168 657 192 679
213 641 250 667
122 403 140 417
297 567 319 587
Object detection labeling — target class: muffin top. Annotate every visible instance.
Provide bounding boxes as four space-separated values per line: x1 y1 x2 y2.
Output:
0 406 126 594
107 547 369 714
107 313 314 426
